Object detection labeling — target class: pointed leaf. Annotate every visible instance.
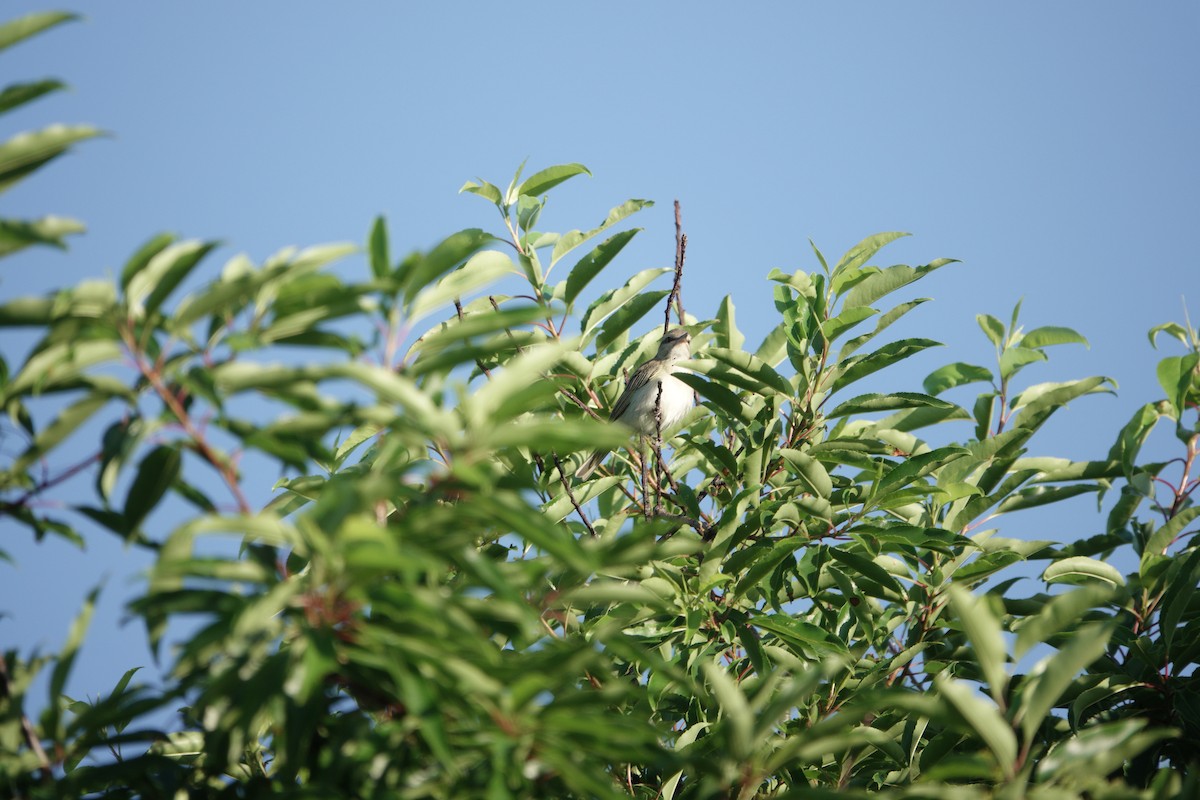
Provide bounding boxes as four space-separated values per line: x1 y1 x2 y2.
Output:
368 216 390 279
924 363 994 395
0 11 78 53
1016 621 1114 744
517 162 591 198
948 585 1008 704
123 445 182 533
564 228 639 304
0 124 101 195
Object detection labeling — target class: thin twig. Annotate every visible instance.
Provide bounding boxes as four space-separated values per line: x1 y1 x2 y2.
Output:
552 455 597 537
654 381 664 512
662 200 691 331
650 509 708 539
120 325 251 515
1 450 101 516
455 299 492 378
639 438 650 518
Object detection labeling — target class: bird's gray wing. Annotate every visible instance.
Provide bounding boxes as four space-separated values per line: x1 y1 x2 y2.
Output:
609 360 657 422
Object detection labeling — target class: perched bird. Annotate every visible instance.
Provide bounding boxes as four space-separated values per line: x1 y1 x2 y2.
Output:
576 328 694 479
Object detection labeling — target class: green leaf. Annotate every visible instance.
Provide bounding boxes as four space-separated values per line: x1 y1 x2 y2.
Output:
1010 376 1114 430
998 346 1047 380
753 613 848 655
936 674 1017 778
1148 321 1191 349
977 314 1005 347
409 249 513 321
9 391 109 475
0 11 78 53
948 585 1008 704
843 258 954 309
550 198 651 267
0 215 86 258
1022 325 1089 349
1043 556 1125 588
702 662 754 759
401 228 490 303
677 372 747 425
517 162 591 198
368 215 390 280
1037 719 1175 783
468 342 570 427
830 338 941 393
123 445 183 533
714 295 745 351
923 363 994 395
126 239 218 318
1156 354 1199 417
706 347 794 398
826 546 903 597
830 232 910 293
0 124 102 195
564 228 639 304
837 298 930 361
594 290 669 352
827 391 956 418
458 178 503 205
779 448 833 498
486 417 628 454
996 484 1099 513
4 339 123 400
1108 402 1164 476
1015 620 1114 745
0 78 65 115
1013 584 1116 659
819 306 876 344
581 267 670 338
1160 547 1200 650
46 585 99 738
1142 506 1200 571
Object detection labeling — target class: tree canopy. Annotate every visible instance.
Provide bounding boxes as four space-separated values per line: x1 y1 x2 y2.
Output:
2 11 1199 799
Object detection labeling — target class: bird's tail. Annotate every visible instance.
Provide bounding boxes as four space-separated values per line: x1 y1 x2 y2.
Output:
575 450 606 480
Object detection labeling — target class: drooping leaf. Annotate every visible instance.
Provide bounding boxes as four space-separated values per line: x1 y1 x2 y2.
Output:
123 445 183 534
924 363 994 395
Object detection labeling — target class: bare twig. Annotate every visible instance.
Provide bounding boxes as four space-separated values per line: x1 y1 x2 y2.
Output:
667 200 688 332
552 454 597 537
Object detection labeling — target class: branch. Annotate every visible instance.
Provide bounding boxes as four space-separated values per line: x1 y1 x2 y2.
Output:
664 200 687 335
552 455 597 537
120 324 251 515
455 299 493 379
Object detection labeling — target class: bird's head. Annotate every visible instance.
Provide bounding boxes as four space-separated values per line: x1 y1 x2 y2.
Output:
657 328 692 361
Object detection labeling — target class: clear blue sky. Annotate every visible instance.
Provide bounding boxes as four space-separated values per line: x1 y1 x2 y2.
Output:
4 4 1198 714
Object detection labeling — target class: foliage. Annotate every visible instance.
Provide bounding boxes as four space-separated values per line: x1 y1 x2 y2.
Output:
2 11 1199 799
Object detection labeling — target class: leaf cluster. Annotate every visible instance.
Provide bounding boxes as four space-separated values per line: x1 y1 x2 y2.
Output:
3 12 1200 800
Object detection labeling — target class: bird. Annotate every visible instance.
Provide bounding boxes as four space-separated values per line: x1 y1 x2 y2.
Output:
576 328 694 479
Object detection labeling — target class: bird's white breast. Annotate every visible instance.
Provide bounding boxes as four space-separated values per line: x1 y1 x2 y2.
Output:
625 372 693 435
